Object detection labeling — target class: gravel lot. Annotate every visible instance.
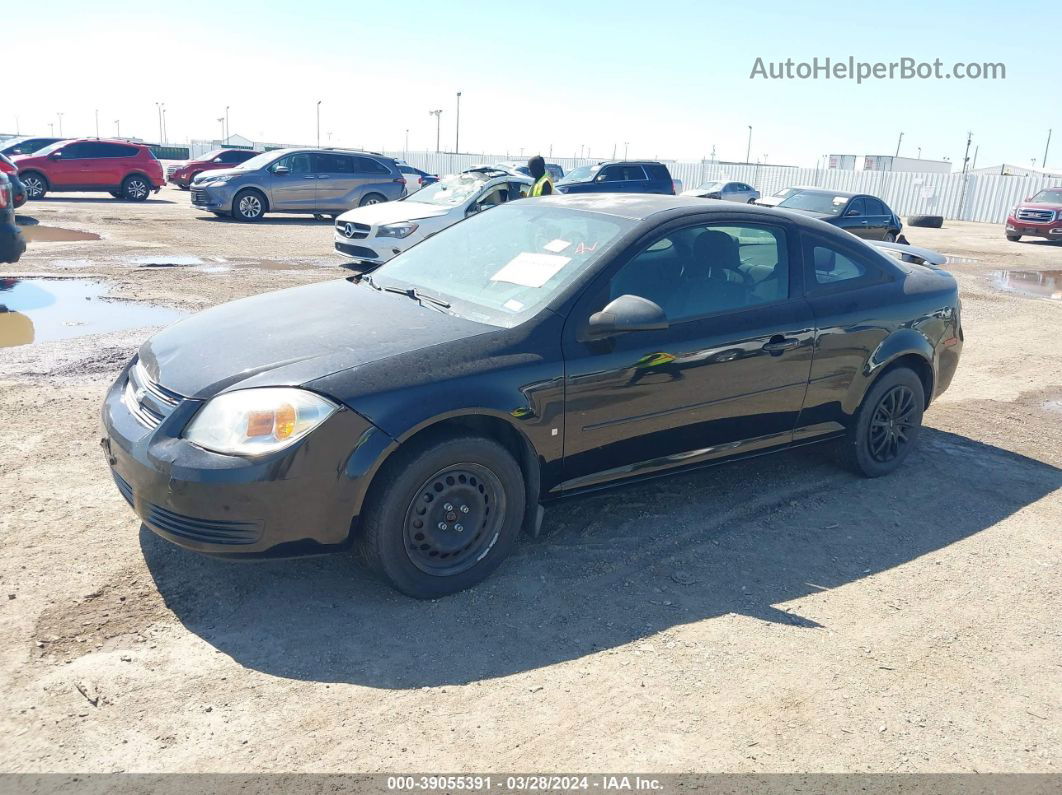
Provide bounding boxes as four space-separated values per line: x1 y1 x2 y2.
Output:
1 187 1059 773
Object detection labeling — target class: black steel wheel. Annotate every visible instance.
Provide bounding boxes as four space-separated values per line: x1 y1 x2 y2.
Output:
402 463 506 577
360 433 525 598
841 367 925 477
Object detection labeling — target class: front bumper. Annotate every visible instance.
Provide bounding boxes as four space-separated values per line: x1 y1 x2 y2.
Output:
1006 216 1062 239
190 183 234 211
101 362 392 557
0 222 26 264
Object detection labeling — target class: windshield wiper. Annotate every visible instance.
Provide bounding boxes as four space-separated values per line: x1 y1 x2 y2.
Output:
381 284 452 310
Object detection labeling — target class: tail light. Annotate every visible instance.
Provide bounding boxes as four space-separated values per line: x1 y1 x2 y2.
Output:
0 183 9 209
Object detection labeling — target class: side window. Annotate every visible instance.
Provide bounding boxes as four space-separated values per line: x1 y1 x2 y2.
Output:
91 143 136 158
352 156 390 175
607 223 789 322
804 238 890 291
218 150 248 163
60 143 91 159
864 198 886 215
645 164 671 182
313 153 353 173
845 198 867 217
598 165 625 182
271 153 312 174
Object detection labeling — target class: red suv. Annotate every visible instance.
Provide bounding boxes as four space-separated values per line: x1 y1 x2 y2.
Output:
1006 187 1062 242
13 139 165 201
169 148 261 189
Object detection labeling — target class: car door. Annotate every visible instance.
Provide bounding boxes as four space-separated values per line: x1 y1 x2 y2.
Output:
862 197 890 240
350 155 396 206
311 153 356 211
96 143 137 188
560 218 815 490
835 197 871 238
266 152 315 210
46 142 95 188
720 182 743 202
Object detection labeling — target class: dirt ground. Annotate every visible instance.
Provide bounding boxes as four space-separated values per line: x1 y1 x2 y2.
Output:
1 187 1059 774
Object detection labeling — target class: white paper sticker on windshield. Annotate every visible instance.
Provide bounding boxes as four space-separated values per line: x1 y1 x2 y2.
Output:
543 239 571 253
832 196 847 205
491 252 570 288
503 298 525 312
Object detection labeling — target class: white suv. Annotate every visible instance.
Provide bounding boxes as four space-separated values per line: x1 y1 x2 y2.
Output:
334 168 532 265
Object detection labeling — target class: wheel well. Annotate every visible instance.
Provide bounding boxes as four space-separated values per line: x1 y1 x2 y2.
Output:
360 415 541 536
234 186 270 212
879 353 934 405
20 170 48 189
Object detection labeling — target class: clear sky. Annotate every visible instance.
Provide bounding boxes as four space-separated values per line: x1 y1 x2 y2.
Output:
8 0 1059 169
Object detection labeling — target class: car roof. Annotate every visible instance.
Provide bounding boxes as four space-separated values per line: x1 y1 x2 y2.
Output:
791 187 858 198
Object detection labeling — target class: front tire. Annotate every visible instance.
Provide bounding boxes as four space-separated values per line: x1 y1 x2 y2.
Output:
840 368 925 478
121 175 151 201
1006 234 1021 242
360 193 386 207
20 172 47 200
360 434 525 598
233 189 266 221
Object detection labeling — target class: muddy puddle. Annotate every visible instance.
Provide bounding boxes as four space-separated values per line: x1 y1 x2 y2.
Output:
21 226 101 243
0 278 184 349
990 269 1062 301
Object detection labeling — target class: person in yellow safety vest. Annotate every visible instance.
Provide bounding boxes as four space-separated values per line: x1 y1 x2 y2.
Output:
527 155 553 197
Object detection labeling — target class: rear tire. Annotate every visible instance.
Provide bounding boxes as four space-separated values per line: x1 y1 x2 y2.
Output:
360 434 525 598
1006 234 1021 242
882 231 897 243
20 172 47 200
360 193 386 207
121 175 151 201
840 367 925 478
233 189 266 221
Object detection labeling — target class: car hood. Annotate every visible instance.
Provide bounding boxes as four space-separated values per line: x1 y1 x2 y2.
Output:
196 166 245 181
137 279 491 400
755 196 785 206
680 189 712 197
336 201 452 225
1015 201 1062 211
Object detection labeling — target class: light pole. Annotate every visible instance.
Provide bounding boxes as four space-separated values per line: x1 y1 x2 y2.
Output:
404 128 409 158
225 106 230 141
95 109 99 138
57 112 63 136
917 146 922 159
48 122 54 135
156 102 164 144
429 109 442 153
624 141 629 159
745 125 752 164
1044 129 1053 171
894 131 903 158
316 100 322 148
114 119 120 137
455 91 462 154
162 107 168 143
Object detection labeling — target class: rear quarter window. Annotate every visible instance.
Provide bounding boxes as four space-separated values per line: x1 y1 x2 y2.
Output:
645 164 672 182
353 157 392 175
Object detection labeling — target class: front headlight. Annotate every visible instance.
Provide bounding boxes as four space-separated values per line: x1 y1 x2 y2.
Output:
207 174 234 184
377 222 418 239
184 388 338 456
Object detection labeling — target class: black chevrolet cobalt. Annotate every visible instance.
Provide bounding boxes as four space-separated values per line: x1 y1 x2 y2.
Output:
102 195 963 597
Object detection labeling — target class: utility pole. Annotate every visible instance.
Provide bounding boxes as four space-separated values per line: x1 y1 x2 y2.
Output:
917 146 922 159
225 106 230 142
960 131 973 176
316 101 322 148
114 119 120 137
429 109 442 153
1044 129 1053 171
48 123 54 135
612 143 616 159
957 131 974 220
95 109 99 138
623 141 629 159
156 103 164 144
404 129 409 158
162 107 168 143
455 91 462 154
57 112 63 136
745 125 752 164
894 131 903 158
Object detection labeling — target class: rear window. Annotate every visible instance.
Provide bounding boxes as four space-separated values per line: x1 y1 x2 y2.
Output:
352 156 391 175
646 164 672 182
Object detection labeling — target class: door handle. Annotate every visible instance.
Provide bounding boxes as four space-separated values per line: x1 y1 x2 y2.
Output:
762 336 800 354
316 175 330 180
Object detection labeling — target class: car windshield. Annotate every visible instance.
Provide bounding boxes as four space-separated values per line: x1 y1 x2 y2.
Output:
197 149 224 161
772 187 801 199
1031 189 1062 204
33 141 69 156
233 151 283 171
777 190 851 215
557 165 598 183
401 173 488 206
696 181 726 192
371 204 636 327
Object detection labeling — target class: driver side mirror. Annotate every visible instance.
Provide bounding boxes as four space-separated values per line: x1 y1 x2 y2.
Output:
48 151 62 160
845 208 860 217
587 295 669 338
595 173 608 182
273 165 290 175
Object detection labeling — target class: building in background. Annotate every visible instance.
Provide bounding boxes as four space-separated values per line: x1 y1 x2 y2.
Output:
829 154 952 174
970 163 1062 178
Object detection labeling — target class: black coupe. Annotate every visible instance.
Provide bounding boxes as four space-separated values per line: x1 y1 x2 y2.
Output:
102 195 962 597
